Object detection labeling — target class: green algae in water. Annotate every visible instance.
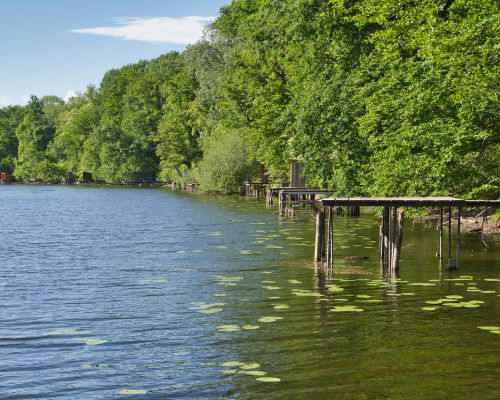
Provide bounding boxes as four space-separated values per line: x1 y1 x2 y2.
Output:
223 369 238 374
256 377 281 383
288 279 302 284
422 307 439 311
484 279 500 282
263 286 282 290
356 295 372 299
326 284 344 293
273 304 289 310
118 389 147 395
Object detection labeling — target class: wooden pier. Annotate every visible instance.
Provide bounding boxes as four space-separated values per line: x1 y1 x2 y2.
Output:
315 197 500 271
277 188 336 216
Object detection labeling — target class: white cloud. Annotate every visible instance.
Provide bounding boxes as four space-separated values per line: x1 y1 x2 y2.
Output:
71 16 215 45
64 90 77 102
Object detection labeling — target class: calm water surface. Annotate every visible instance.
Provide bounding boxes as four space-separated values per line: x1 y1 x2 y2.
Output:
1 186 499 399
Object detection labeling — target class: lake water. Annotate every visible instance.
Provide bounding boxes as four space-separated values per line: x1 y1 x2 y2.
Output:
1 185 499 399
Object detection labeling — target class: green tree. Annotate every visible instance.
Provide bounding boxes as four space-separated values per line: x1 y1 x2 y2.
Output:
14 96 60 180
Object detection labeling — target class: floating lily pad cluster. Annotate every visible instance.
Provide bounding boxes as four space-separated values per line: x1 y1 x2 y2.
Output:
222 361 280 382
190 302 225 314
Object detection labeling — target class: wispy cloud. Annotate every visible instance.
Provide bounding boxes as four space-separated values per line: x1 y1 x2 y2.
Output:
71 16 214 45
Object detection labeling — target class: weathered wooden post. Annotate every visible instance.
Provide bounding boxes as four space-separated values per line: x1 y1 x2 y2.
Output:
456 206 461 269
314 208 326 261
391 207 398 265
391 211 404 270
439 206 443 259
326 206 334 266
382 206 390 263
279 190 284 216
447 206 452 268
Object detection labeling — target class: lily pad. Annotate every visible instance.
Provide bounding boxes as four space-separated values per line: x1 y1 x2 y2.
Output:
256 377 281 382
76 338 107 346
330 306 364 312
240 363 260 370
422 307 439 311
240 370 266 376
477 326 500 331
258 316 283 323
223 361 244 367
242 325 260 330
118 389 147 395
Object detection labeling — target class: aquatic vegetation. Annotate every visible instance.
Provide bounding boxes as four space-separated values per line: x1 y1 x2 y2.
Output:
330 305 364 312
422 307 439 311
288 280 302 284
217 325 241 332
407 283 435 286
326 284 344 293
263 286 282 290
258 316 283 323
118 389 147 395
273 304 289 310
240 370 267 376
292 289 322 297
256 377 281 382
240 363 260 370
477 326 500 331
242 325 260 330
240 250 262 256
76 338 107 346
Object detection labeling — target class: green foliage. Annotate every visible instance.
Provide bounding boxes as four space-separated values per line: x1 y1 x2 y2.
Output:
0 0 498 196
0 105 24 173
14 96 59 180
194 129 260 194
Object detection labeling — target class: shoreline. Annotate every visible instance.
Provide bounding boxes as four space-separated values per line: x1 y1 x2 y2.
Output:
3 181 499 235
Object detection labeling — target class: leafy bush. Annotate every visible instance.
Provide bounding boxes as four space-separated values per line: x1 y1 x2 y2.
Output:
194 129 259 194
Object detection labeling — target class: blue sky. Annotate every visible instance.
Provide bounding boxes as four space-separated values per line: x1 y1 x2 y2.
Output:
0 0 229 106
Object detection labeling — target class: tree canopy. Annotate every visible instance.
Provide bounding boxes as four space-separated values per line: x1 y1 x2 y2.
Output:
0 0 498 197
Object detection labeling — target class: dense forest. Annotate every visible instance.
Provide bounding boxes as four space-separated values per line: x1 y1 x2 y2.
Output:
0 0 498 198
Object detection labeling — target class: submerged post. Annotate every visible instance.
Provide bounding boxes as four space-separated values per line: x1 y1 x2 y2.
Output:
456 206 461 269
439 206 443 259
391 211 405 270
447 206 452 268
382 206 390 262
327 206 334 266
314 208 326 261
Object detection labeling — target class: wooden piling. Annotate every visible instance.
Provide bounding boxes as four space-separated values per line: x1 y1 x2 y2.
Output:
382 206 390 262
456 206 461 269
439 206 443 259
314 208 326 261
447 206 452 266
327 206 334 266
391 211 404 270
